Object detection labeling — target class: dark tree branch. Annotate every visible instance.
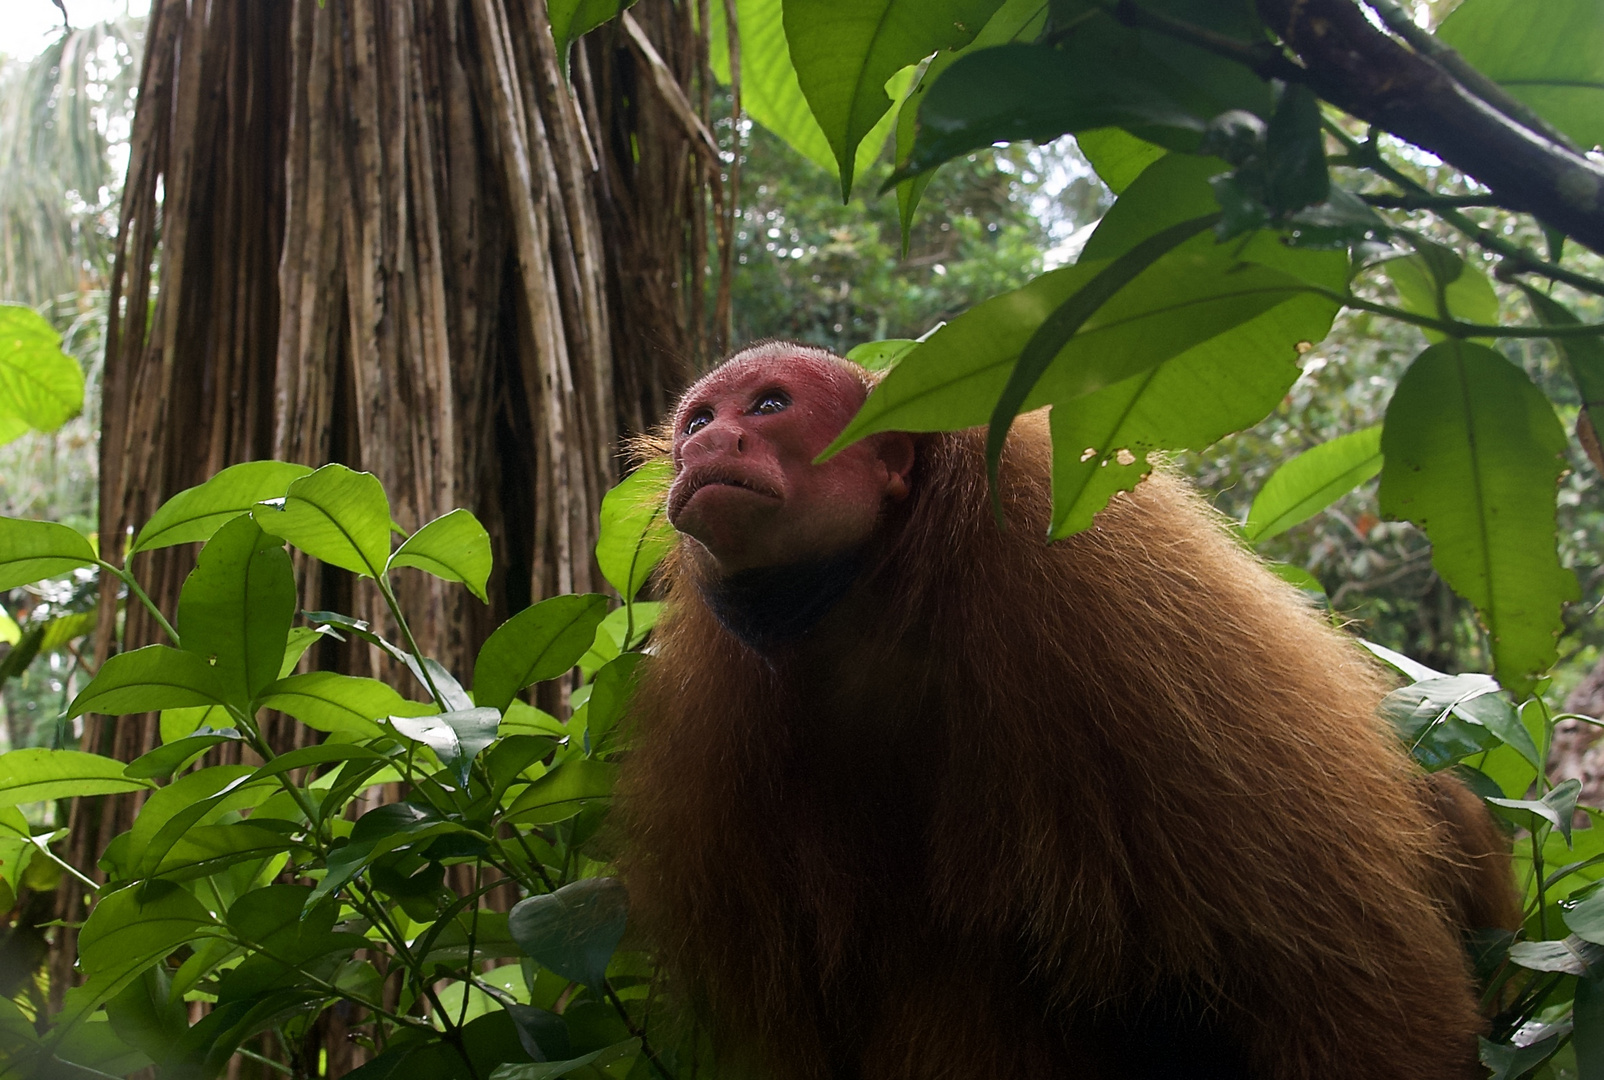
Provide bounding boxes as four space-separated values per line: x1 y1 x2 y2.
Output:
1256 0 1604 256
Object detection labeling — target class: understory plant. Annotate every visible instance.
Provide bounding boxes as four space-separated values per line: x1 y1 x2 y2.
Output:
0 459 677 1080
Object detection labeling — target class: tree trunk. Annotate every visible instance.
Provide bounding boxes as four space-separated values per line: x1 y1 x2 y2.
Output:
55 0 723 1058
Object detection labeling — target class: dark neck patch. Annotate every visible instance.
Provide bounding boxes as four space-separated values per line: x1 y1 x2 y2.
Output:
700 548 867 651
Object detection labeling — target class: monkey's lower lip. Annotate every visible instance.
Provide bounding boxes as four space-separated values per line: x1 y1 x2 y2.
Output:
670 477 781 520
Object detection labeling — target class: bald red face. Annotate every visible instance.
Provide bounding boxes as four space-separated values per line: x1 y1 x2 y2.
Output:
667 348 914 575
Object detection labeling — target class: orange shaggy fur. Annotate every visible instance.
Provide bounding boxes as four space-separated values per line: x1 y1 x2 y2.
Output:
619 377 1517 1079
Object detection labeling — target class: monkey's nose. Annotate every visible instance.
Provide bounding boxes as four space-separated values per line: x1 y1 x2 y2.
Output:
683 424 744 462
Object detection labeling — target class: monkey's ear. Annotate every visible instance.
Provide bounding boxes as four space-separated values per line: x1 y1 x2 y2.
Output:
877 432 916 502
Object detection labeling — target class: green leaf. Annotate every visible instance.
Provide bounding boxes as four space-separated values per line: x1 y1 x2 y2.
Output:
1487 781 1583 842
504 758 616 824
0 303 84 438
1437 0 1604 152
0 749 154 805
473 595 609 714
983 212 1219 511
389 707 500 787
248 742 392 782
68 645 234 720
388 508 493 602
1243 427 1383 543
176 515 296 710
128 765 273 877
1480 1031 1565 1080
490 1040 641 1080
892 0 1048 238
131 461 312 554
1076 128 1165 194
784 0 1002 198
596 461 675 602
1576 972 1604 1080
66 882 215 1029
125 732 241 780
1262 83 1328 212
508 877 629 988
548 0 639 75
1567 887 1604 946
573 653 643 755
149 823 297 882
40 609 97 653
1384 250 1500 341
1379 341 1579 697
845 338 918 372
0 517 97 590
257 671 435 739
159 704 231 743
709 0 895 190
1523 287 1604 453
1046 288 1327 537
251 464 392 578
895 42 1202 182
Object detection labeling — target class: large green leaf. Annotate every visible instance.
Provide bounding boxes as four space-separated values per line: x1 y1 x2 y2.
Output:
1047 293 1327 537
388 508 493 602
176 516 295 710
1384 250 1500 341
1076 128 1166 194
1243 426 1383 544
0 304 84 439
892 0 1048 239
784 0 1001 198
508 877 629 989
251 464 392 578
63 882 216 1031
1437 0 1604 151
126 765 270 877
473 594 609 713
0 517 97 590
1379 341 1578 697
131 461 312 554
257 671 435 739
897 1 1270 182
504 758 616 824
0 749 154 806
709 0 897 189
68 645 234 720
595 460 675 602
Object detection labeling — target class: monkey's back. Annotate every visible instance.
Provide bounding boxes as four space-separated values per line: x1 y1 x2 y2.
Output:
620 418 1498 1080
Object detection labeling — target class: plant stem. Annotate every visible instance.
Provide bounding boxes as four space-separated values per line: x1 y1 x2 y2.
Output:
100 560 178 643
377 575 447 709
1303 285 1604 340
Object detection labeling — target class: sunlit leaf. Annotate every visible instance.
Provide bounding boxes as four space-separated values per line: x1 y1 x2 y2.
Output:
0 517 97 591
0 303 84 439
1437 0 1604 151
1076 128 1165 194
257 671 435 739
504 758 616 824
1379 341 1578 697
596 462 675 602
389 508 493 602
176 516 295 710
1243 427 1382 543
131 461 312 554
68 645 235 720
784 0 1001 197
0 749 154 806
252 465 392 578
473 595 609 714
389 707 500 787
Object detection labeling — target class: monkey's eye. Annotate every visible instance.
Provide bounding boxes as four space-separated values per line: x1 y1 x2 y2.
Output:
684 409 713 437
752 389 790 415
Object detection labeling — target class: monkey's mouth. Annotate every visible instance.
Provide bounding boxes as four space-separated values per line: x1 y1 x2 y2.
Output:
669 467 783 520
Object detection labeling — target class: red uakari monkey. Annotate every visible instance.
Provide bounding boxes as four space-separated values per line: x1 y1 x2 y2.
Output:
617 341 1520 1080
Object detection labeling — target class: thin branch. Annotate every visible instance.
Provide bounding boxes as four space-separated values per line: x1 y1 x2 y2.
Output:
1361 192 1503 210
1329 124 1604 299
